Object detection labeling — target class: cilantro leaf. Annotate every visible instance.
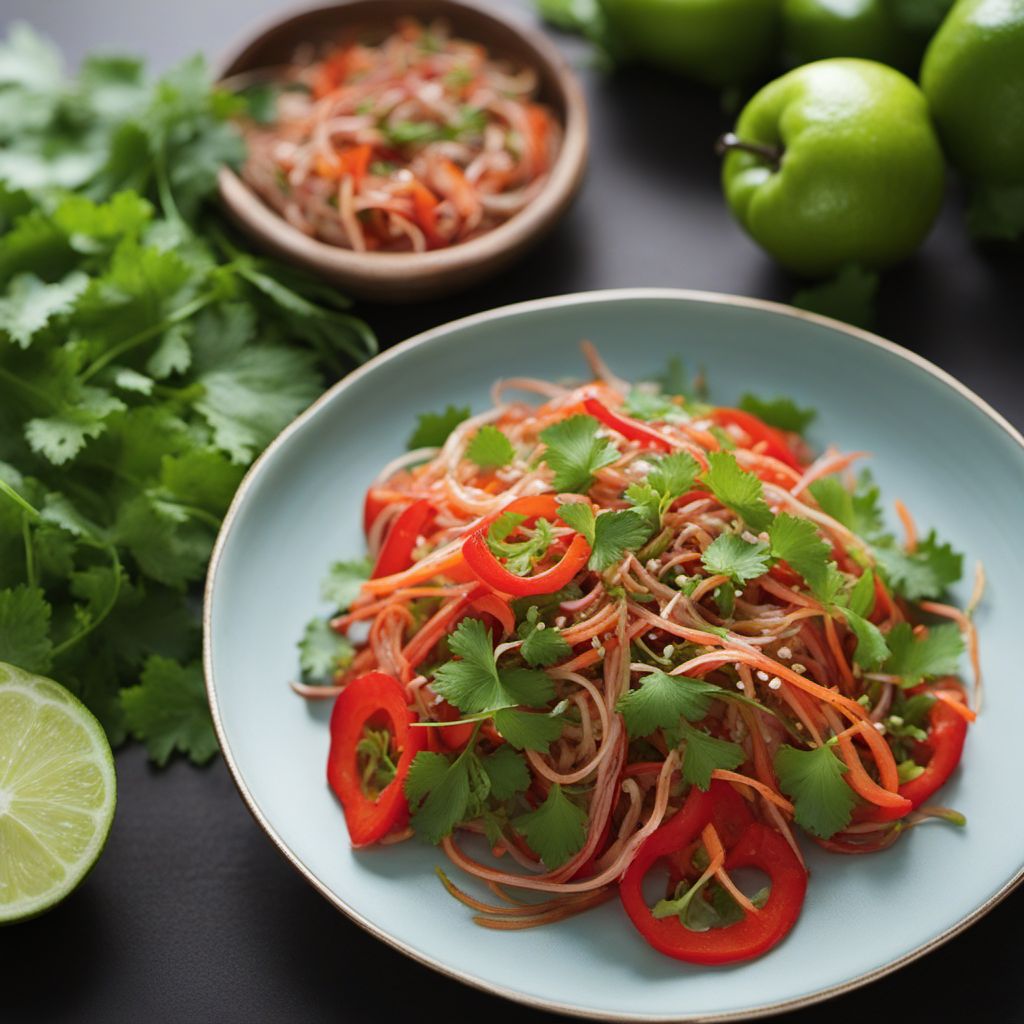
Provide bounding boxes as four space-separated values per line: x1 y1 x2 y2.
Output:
840 608 890 669
540 414 619 493
810 474 883 538
404 750 471 843
767 513 838 602
0 584 53 673
873 531 962 601
513 783 588 869
622 390 678 422
679 723 745 790
298 617 353 681
882 622 964 686
120 656 218 766
408 405 470 449
321 557 372 611
648 452 700 505
517 610 571 667
738 394 816 434
465 425 515 469
616 671 723 738
846 568 876 618
702 451 773 533
493 707 564 751
432 618 554 713
701 533 770 585
589 509 652 572
775 743 856 839
486 514 554 577
555 501 595 540
625 482 661 531
481 746 529 800
0 271 88 348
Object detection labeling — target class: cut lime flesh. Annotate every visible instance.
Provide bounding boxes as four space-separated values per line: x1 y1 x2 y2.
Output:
0 662 116 923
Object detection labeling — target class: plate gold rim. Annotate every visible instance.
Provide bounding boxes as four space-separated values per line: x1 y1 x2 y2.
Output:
202 287 1024 1022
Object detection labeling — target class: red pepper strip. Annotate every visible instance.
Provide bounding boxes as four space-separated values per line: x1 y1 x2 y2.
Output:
866 685 969 823
327 672 425 847
372 499 433 579
620 781 807 965
463 530 592 597
469 591 516 636
583 397 673 451
709 409 803 471
363 489 389 535
434 699 477 752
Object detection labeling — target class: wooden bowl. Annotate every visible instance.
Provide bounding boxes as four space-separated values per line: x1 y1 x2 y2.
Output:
216 0 588 302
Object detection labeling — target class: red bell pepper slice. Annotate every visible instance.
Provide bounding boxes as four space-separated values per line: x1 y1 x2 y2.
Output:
867 685 969 823
620 781 807 965
709 409 803 471
583 397 673 451
327 672 425 847
463 530 591 597
372 499 433 579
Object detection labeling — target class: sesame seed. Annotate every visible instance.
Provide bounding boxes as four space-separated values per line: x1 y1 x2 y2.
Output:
646 559 661 572
756 670 769 682
735 589 744 598
736 680 745 691
675 575 688 587
597 645 607 658
792 663 806 674
874 722 886 733
768 678 782 690
663 645 675 659
536 621 546 631
555 616 567 628
591 637 601 649
777 646 792 659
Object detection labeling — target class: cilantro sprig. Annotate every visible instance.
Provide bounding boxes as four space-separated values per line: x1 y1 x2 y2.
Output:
557 503 652 572
0 27 376 762
539 414 620 492
775 743 857 839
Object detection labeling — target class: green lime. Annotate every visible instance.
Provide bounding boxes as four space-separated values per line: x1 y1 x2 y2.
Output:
0 661 116 924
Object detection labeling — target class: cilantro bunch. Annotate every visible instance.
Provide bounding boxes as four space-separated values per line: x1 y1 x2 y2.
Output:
0 26 375 764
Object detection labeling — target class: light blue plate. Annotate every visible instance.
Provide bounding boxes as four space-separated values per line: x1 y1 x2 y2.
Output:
204 290 1024 1021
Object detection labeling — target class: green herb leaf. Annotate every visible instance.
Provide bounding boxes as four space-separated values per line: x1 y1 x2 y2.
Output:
679 723 745 790
809 474 883 538
465 424 515 469
120 656 218 766
882 622 964 686
517 609 571 667
405 750 471 843
513 782 588 869
432 618 554 713
321 557 373 611
767 513 838 602
298 617 353 681
493 707 564 751
701 533 770 585
616 671 723 738
703 451 773 533
840 608 890 669
775 743 855 839
793 264 879 330
486 514 554 577
408 405 470 450
481 745 530 800
0 584 53 673
738 394 816 434
540 414 619 493
873 531 962 601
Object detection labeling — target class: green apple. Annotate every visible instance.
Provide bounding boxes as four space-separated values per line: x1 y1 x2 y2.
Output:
921 0 1024 185
719 59 945 277
599 0 783 88
782 0 954 70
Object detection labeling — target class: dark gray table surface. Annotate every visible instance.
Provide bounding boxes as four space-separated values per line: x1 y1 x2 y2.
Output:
3 2 1022 1021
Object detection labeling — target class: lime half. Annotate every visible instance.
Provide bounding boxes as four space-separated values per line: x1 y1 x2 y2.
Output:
0 661 116 923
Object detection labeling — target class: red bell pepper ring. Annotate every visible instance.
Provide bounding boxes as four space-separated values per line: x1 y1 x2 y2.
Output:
372 499 433 579
866 684 969 824
327 672 426 847
463 530 591 597
583 397 673 451
709 408 803 471
620 781 807 965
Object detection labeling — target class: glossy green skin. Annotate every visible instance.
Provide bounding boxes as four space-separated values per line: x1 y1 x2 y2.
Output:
782 0 953 70
600 0 782 87
921 0 1024 184
722 59 945 277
